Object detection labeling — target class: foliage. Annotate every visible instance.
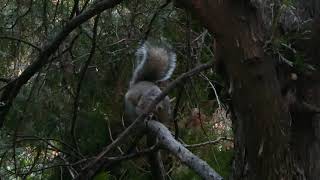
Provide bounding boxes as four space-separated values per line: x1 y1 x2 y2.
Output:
0 0 233 179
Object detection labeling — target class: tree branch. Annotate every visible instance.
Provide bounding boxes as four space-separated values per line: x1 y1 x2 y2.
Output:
0 0 124 127
0 36 40 51
147 134 166 180
146 120 223 180
185 137 233 148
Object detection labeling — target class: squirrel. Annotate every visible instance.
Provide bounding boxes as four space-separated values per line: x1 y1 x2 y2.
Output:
125 40 176 124
124 40 176 179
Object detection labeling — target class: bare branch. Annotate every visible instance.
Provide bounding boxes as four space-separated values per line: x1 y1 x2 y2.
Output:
146 120 223 180
185 137 233 148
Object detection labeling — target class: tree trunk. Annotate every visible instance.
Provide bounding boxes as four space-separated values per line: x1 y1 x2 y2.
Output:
291 15 320 180
177 1 302 179
273 1 320 179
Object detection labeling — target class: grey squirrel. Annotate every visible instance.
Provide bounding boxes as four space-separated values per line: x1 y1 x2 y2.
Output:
125 41 176 124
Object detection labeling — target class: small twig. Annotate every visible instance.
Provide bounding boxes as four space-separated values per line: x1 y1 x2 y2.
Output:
147 134 166 180
69 0 80 19
173 86 184 139
15 137 75 159
80 0 91 13
105 114 125 154
58 154 79 178
7 0 33 29
0 36 40 51
0 0 10 12
22 148 41 179
143 0 172 41
200 73 222 108
185 137 233 148
15 135 83 159
105 144 159 162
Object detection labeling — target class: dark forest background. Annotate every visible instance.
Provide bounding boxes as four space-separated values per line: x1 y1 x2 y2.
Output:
0 0 319 179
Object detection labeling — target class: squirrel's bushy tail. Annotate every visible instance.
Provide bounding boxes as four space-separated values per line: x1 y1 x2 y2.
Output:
130 41 176 87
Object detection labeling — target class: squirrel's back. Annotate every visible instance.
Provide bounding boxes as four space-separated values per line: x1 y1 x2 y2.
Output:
130 41 176 87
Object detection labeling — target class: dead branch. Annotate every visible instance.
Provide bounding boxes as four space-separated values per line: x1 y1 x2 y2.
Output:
146 120 223 180
185 137 233 149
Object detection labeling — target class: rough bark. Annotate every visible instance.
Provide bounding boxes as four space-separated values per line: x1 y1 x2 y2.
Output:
177 0 299 179
271 1 320 179
290 15 320 180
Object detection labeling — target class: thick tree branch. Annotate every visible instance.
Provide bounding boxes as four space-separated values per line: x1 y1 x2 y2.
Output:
0 0 124 127
146 120 223 180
